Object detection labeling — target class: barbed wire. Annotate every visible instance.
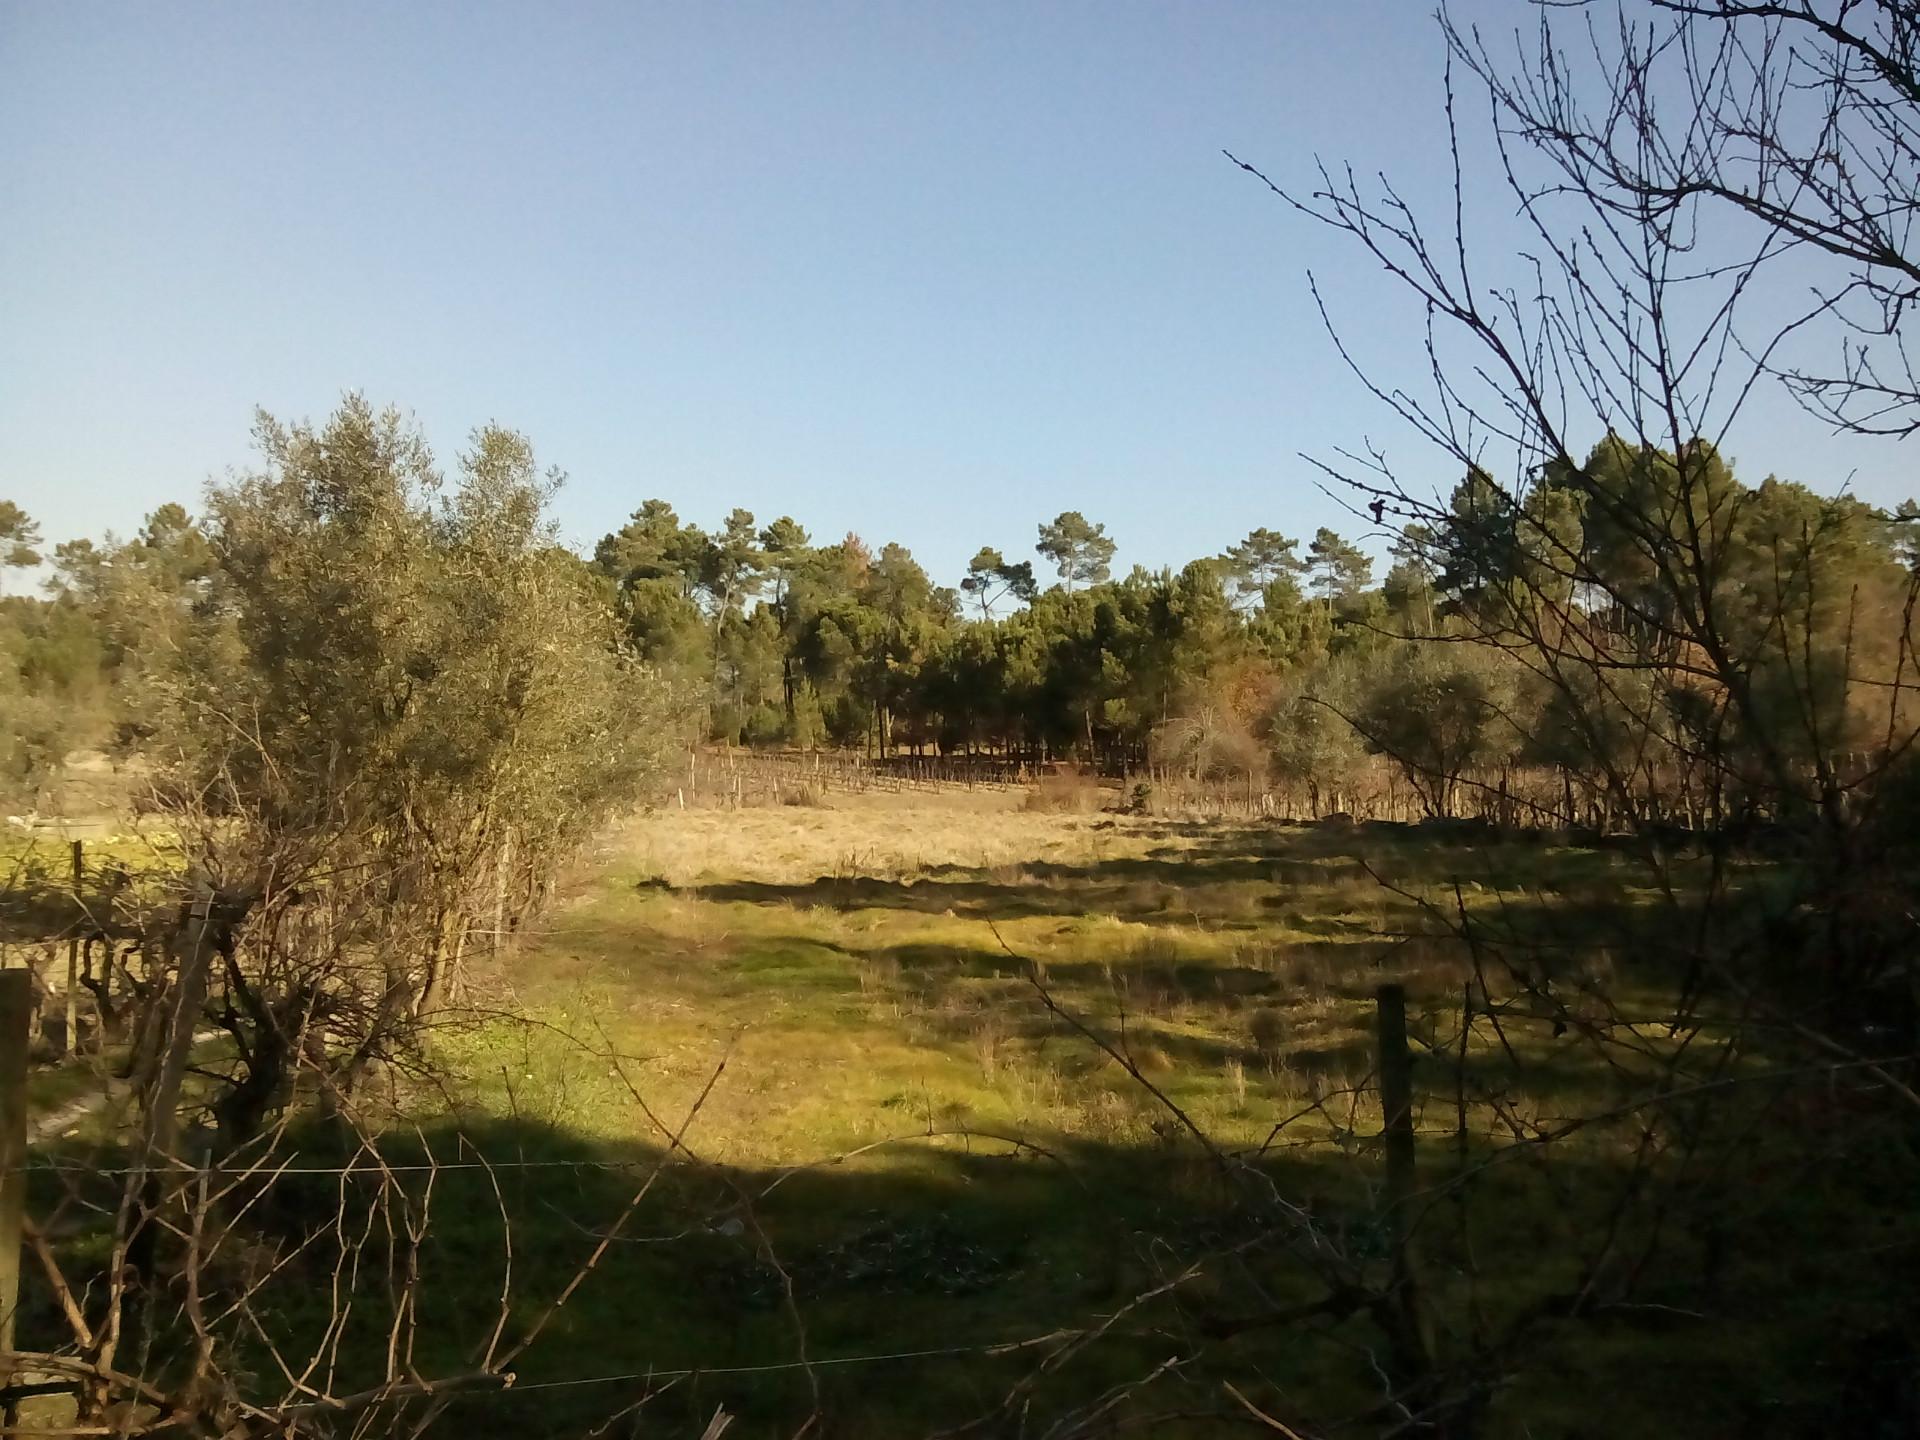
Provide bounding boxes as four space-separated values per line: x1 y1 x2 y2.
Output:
499 1332 1063 1394
21 1156 669 1175
16 1132 1054 1178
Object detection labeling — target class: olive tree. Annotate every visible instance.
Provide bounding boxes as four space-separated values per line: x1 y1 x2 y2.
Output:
138 396 675 1141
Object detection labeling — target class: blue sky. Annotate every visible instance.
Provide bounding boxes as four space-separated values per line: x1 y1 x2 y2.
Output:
3 3 1910 589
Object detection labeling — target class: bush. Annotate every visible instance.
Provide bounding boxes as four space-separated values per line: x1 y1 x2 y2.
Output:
743 702 789 747
1022 767 1103 813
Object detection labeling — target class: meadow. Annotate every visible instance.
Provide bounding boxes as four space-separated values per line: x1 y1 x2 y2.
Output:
15 784 1908 1438
451 789 1623 1165
248 784 1888 1440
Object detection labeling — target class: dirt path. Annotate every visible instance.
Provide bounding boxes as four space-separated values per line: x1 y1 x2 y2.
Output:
27 1028 222 1144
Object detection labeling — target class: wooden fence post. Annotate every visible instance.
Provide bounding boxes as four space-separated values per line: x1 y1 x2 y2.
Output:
1374 982 1435 1390
1 967 31 1426
1376 983 1417 1232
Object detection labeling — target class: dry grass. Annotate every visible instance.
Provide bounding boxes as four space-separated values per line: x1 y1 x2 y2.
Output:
1020 767 1106 813
601 786 1127 890
459 788 1663 1171
382 787 1856 1438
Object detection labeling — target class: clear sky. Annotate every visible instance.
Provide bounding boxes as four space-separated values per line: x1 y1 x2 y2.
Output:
3 2 1909 589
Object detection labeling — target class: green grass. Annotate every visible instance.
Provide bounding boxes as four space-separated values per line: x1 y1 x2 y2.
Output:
25 1044 128 1118
361 799 1876 1436
17 794 1914 1437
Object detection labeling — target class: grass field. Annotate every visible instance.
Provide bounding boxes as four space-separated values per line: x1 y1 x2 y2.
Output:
20 788 1912 1437
261 785 1892 1440
450 791 1642 1165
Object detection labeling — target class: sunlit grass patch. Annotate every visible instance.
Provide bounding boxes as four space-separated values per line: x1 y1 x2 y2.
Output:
373 788 1871 1436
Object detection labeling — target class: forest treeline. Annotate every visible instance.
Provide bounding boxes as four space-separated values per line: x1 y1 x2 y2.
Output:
3 418 1917 826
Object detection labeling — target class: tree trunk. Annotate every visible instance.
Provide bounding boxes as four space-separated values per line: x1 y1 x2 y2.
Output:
415 907 463 1018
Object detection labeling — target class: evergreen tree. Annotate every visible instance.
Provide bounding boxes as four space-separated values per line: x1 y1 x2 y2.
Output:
1221 528 1303 609
1037 511 1117 592
1306 527 1372 609
960 546 1038 618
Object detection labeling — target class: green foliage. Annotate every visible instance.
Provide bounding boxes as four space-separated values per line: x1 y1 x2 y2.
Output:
619 576 712 674
593 498 705 593
566 433 1915 818
1356 644 1513 817
0 499 43 572
0 504 77 802
107 398 684 1052
1264 661 1365 811
194 398 666 842
1036 510 1116 592
1307 526 1372 607
1221 526 1304 608
575 482 1423 766
959 545 1038 619
14 416 1913 831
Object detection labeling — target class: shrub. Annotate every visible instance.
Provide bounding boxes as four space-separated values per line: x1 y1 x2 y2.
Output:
743 702 789 746
1248 1008 1287 1067
1022 767 1103 813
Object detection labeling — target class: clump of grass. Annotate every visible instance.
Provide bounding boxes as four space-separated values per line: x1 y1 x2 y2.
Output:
971 1014 1007 1081
1248 1008 1287 1069
1127 930 1186 967
1075 1087 1151 1142
1206 883 1265 921
1318 870 1388 916
1022 768 1103 813
1393 932 1471 992
1003 1056 1066 1115
985 861 1032 888
779 782 827 807
1268 858 1326 889
1122 878 1179 913
1265 942 1337 991
1130 1040 1176 1074
1118 969 1186 1021
831 847 876 881
1268 1054 1304 1103
857 952 900 999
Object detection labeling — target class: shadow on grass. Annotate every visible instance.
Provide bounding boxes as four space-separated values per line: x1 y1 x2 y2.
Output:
23 1082 1913 1440
670 835 1689 968
22 1112 1378 1438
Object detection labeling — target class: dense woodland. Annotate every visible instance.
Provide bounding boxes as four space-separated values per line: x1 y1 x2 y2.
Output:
7 431 1916 829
